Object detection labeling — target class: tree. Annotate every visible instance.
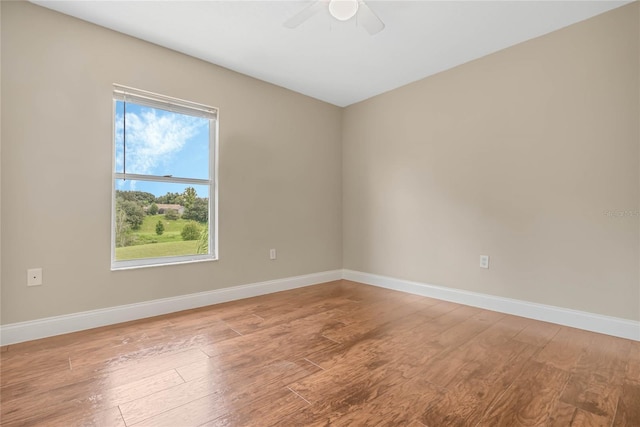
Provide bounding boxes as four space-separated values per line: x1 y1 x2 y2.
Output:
196 226 208 254
115 205 131 247
182 198 208 223
165 208 180 220
116 190 156 206
155 220 165 236
156 192 184 205
183 187 197 211
119 199 145 230
148 203 159 215
181 221 201 241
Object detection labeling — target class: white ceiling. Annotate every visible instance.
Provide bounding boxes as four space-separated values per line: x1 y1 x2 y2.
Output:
31 0 630 107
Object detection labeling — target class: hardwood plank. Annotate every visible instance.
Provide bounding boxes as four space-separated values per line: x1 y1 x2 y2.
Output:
327 376 444 426
489 313 534 337
548 400 613 427
304 311 440 372
280 311 486 424
0 369 184 426
15 406 126 427
425 309 504 352
68 322 236 372
534 326 594 372
0 351 70 387
279 364 410 426
477 361 571 426
120 358 311 425
572 409 613 427
559 333 629 421
626 341 640 385
220 295 348 336
1 280 636 426
612 382 640 426
310 303 480 375
211 388 310 426
138 387 308 427
1 347 208 404
280 312 455 424
420 338 537 425
512 318 562 348
3 316 175 358
547 400 579 426
296 357 325 374
318 301 422 344
400 309 505 385
198 309 352 370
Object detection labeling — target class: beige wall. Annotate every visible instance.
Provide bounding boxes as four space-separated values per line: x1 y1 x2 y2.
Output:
343 3 640 321
0 2 3 324
1 2 343 324
2 1 638 326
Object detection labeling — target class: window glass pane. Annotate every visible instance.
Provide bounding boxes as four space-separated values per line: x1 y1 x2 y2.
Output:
114 180 210 261
114 101 210 179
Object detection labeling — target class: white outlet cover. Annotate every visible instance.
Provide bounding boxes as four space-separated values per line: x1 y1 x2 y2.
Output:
27 268 43 286
480 255 490 269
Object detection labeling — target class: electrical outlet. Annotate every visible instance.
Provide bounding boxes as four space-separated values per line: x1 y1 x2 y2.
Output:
269 249 277 260
480 255 489 269
27 268 43 286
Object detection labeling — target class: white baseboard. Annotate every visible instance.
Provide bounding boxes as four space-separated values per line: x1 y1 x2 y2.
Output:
0 270 342 346
3 268 638 345
343 269 640 342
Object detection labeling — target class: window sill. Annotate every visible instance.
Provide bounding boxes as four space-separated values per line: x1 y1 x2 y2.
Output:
111 255 217 271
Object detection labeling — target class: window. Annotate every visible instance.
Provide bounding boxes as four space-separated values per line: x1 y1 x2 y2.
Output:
111 85 218 269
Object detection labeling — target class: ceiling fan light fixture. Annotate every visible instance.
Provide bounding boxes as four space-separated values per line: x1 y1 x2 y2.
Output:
328 0 359 21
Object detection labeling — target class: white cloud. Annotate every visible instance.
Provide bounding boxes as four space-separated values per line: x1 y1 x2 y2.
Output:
115 108 205 178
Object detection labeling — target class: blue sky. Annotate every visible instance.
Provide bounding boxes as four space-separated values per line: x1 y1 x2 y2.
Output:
115 101 210 197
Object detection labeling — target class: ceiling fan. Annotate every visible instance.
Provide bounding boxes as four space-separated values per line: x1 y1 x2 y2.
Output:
284 0 385 35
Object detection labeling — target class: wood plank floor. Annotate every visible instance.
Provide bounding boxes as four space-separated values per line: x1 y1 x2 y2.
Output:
1 280 638 426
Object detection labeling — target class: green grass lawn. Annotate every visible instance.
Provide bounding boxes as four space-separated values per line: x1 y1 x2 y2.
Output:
115 214 207 260
128 215 204 245
138 214 189 234
136 215 188 242
115 240 199 260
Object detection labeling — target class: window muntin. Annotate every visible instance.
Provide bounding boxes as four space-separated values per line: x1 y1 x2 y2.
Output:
111 85 217 269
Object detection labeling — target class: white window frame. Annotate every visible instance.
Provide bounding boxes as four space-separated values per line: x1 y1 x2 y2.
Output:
111 84 218 270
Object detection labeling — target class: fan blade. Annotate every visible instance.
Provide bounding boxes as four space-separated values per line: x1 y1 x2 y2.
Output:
284 0 325 29
357 1 385 35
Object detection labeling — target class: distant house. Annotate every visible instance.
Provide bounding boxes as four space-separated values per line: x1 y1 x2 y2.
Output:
155 204 184 215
